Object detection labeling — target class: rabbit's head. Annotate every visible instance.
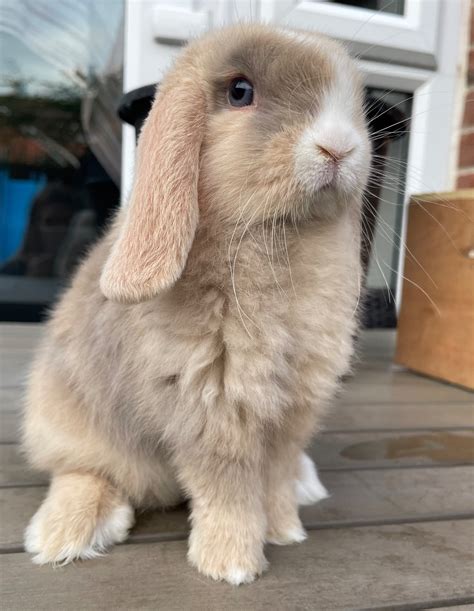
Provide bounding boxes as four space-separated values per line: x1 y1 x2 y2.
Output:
101 24 370 304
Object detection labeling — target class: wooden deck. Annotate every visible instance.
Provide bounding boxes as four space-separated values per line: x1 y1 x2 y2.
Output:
0 324 473 610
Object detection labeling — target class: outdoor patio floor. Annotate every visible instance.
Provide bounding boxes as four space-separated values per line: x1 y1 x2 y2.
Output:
0 324 473 610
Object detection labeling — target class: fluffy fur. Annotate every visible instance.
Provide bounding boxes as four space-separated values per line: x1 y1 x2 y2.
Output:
22 24 370 584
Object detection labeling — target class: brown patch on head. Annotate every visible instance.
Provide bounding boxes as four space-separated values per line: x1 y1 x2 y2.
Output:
209 27 336 126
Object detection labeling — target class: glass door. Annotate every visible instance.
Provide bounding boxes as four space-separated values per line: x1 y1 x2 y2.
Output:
0 0 125 321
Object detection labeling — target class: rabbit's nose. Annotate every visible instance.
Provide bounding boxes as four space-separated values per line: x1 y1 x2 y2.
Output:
316 144 354 162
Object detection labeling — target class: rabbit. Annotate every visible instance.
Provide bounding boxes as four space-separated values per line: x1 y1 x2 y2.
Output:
22 23 370 585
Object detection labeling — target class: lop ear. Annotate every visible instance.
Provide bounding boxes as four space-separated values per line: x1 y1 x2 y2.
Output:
100 75 206 303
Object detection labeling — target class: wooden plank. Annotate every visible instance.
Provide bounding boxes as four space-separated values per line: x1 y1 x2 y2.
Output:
0 323 44 351
0 389 23 444
0 446 46 487
0 351 33 388
339 370 474 404
0 387 24 411
2 429 474 488
299 466 474 526
1 466 473 550
2 521 473 610
0 327 41 347
311 430 474 469
0 411 18 443
325 402 474 432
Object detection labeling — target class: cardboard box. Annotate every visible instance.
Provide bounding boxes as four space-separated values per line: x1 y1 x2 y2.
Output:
395 190 474 390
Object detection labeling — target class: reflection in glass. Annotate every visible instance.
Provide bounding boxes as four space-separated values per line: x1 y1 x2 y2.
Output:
0 0 124 320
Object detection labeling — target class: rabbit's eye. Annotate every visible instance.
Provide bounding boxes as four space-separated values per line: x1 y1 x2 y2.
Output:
228 78 254 107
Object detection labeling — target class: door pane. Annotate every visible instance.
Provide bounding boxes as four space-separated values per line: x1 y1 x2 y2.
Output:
328 0 405 15
0 0 124 321
363 88 412 327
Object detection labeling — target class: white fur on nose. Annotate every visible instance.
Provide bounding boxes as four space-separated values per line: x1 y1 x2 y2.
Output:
315 119 358 163
294 115 362 193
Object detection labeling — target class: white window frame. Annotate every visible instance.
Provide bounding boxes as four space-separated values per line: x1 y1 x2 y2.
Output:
261 0 442 68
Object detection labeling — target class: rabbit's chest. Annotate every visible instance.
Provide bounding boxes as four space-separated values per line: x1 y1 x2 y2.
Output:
206 267 357 423
141 216 360 424
222 218 360 416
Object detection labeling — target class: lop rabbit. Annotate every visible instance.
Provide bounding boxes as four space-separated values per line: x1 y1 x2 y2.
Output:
23 24 370 584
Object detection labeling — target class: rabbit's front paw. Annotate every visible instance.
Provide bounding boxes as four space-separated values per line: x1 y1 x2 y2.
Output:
24 473 134 565
188 526 267 585
25 500 133 565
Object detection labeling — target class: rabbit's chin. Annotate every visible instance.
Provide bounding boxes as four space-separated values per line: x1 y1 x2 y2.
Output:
304 186 360 222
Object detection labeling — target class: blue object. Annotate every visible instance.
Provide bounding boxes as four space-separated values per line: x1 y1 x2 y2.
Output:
0 170 47 262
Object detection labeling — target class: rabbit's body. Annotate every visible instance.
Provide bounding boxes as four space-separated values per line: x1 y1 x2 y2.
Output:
24 211 359 497
23 24 369 583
